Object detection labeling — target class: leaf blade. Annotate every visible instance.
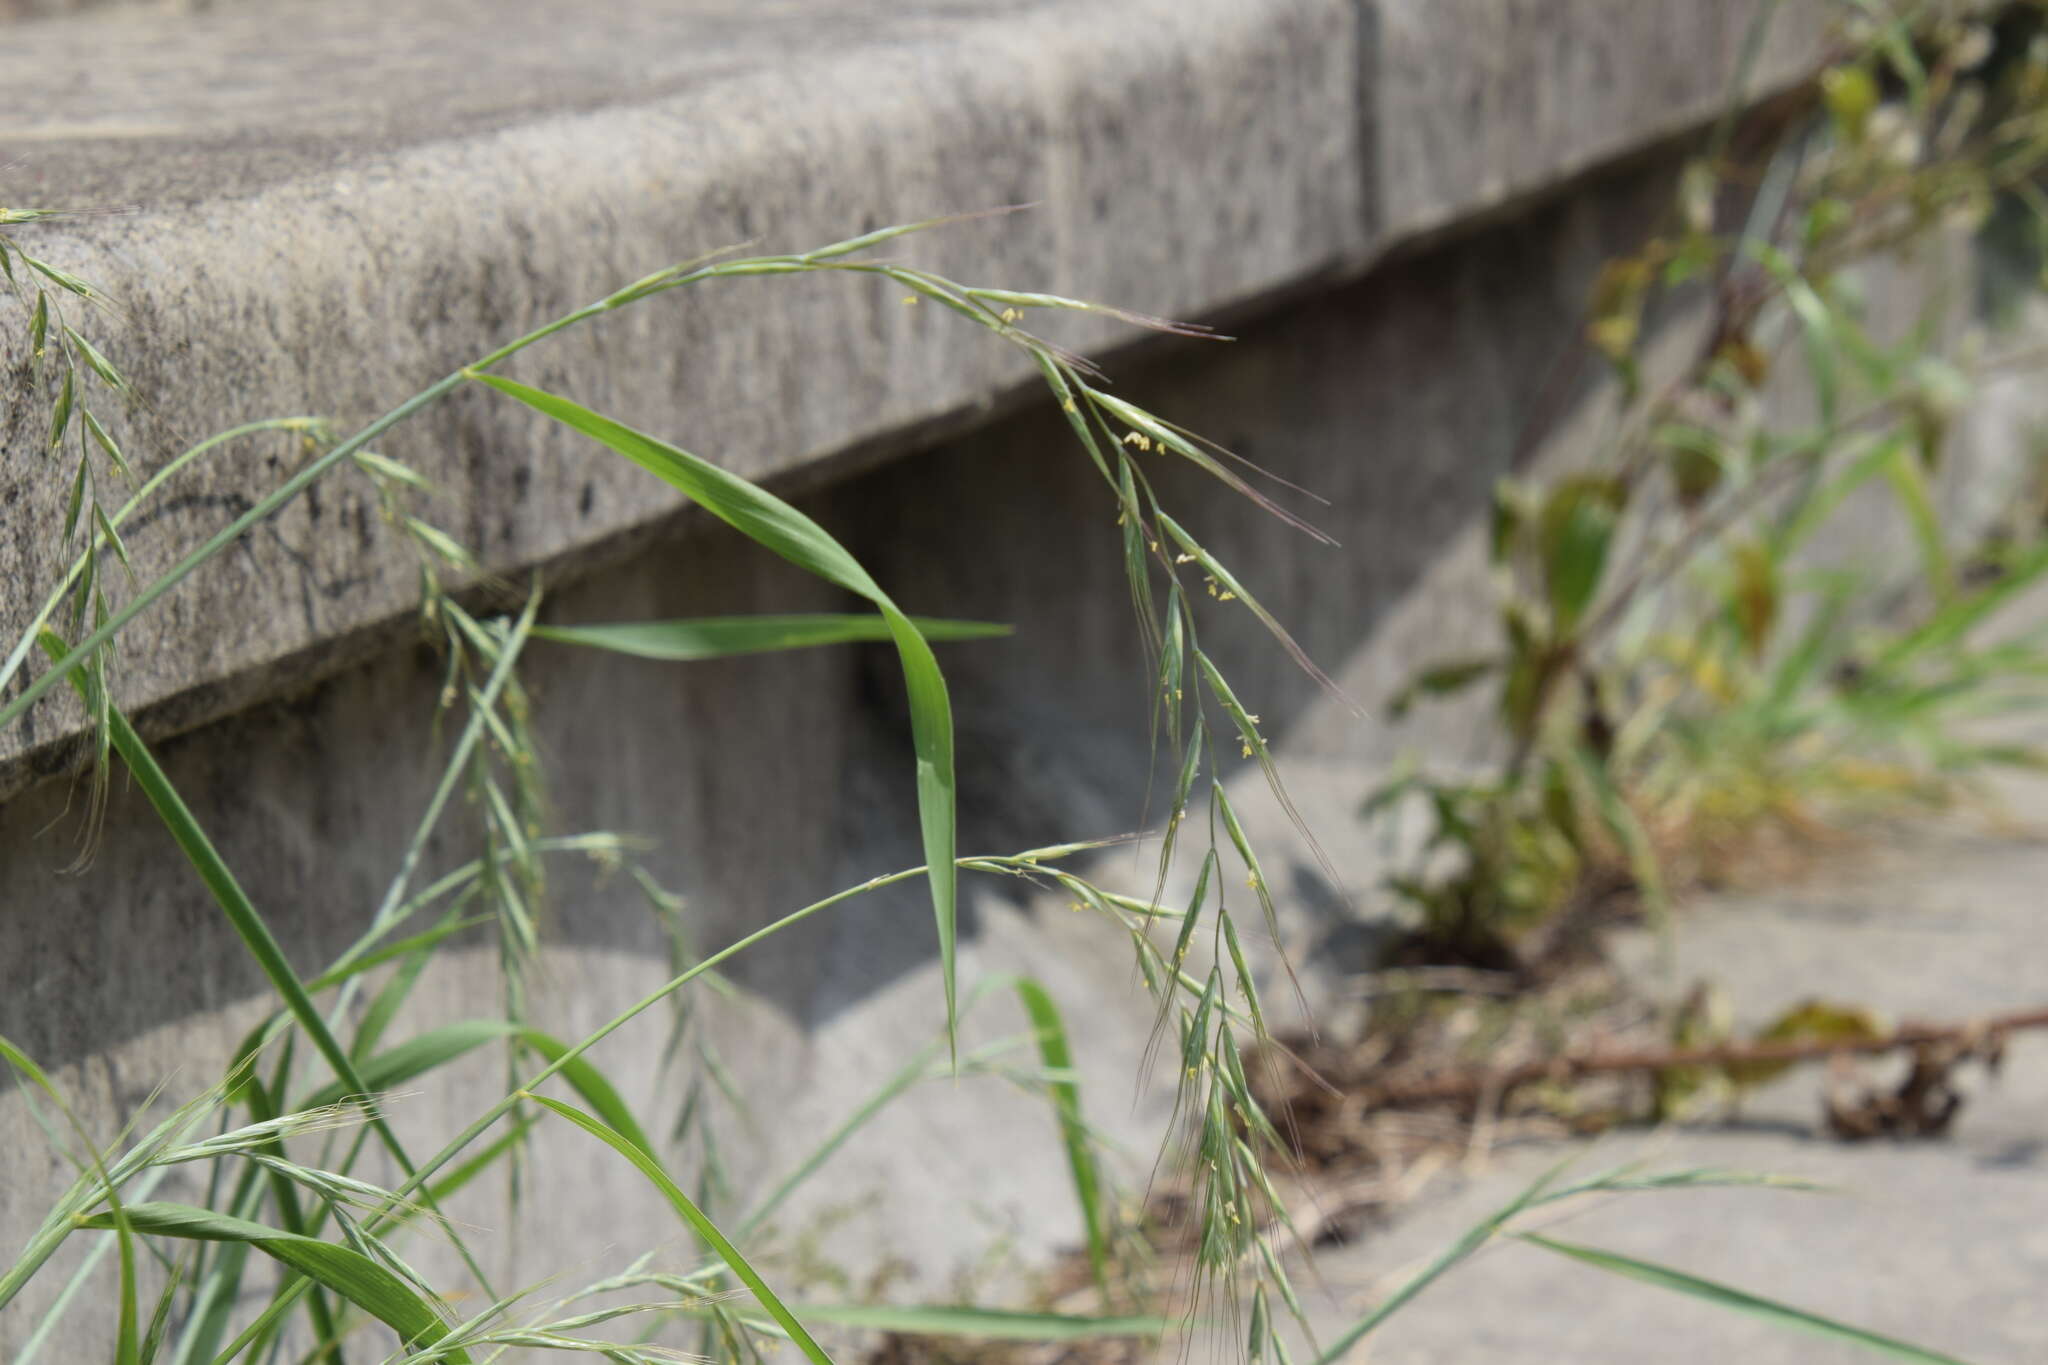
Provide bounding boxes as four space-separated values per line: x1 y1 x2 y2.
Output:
470 373 962 1057
79 1203 468 1363
524 1093 836 1365
1520 1234 1975 1365
532 614 1009 661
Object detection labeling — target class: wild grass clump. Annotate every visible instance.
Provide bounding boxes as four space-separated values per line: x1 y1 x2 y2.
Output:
0 198 1350 1365
0 5 2028 1364
1370 4 2048 978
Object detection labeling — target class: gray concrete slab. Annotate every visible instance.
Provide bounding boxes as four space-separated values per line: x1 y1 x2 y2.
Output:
0 155 1683 1359
0 0 1829 792
1288 792 2048 1364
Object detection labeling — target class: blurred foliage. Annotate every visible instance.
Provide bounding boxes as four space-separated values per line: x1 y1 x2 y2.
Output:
1369 1 2048 970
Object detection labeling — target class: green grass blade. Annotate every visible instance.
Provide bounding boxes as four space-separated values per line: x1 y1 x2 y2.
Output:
0 1031 66 1111
0 1031 168 1325
34 630 496 1297
78 1203 468 1363
0 418 322 707
523 1093 835 1365
207 1278 310 1365
1875 539 2048 672
1520 1234 1975 1364
736 1042 940 1242
138 1249 188 1365
532 614 1009 661
1880 442 1953 599
302 1019 658 1158
342 912 470 1065
469 373 961 1060
112 1196 141 1365
422 1116 538 1207
1313 1161 1567 1364
1013 978 1110 1297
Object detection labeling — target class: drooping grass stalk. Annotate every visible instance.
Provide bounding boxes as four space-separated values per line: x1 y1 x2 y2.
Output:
6 213 1346 1360
34 630 503 1299
0 217 1062 735
215 849 1128 1356
0 418 327 703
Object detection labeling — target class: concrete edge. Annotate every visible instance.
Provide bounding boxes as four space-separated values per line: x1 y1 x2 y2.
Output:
0 0 1838 794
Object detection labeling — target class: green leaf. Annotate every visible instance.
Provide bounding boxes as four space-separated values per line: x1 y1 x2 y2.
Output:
302 1019 657 1159
61 447 88 542
470 373 962 1060
1014 979 1110 1297
736 1043 940 1242
0 1032 64 1107
1389 657 1500 718
1314 1161 1569 1363
34 631 495 1296
77 1203 468 1362
533 613 1010 661
1520 1234 1974 1364
1726 1000 1885 1089
1880 443 1954 600
1537 476 1623 634
138 1249 187 1365
1570 745 1668 936
1727 539 1779 660
524 1093 836 1365
112 1196 141 1365
1877 540 2048 672
1782 274 1840 429
1822 65 1880 141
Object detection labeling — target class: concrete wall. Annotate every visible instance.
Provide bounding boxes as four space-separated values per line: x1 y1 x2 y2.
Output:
10 0 2000 1357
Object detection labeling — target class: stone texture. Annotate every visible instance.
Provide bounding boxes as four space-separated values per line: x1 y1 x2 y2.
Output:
0 0 1364 788
1281 788 2048 1364
0 156 1678 1358
1371 0 1832 244
0 0 1835 790
17 3 2013 1360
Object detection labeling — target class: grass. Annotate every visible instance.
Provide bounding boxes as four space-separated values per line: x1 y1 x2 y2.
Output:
0 203 1349 1365
2 4 2036 1364
1367 1 2048 976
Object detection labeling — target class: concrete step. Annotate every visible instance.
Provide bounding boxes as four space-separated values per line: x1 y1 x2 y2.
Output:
1286 784 2048 1364
0 0 1830 793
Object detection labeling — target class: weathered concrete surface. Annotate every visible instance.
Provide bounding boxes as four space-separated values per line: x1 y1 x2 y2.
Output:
0 157 1682 1356
1280 789 2048 1363
15 1 2017 1359
0 0 1831 791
